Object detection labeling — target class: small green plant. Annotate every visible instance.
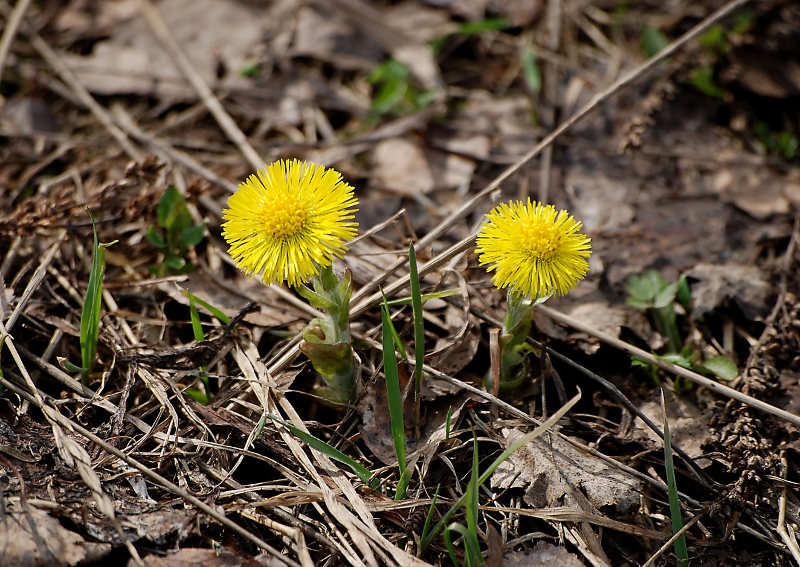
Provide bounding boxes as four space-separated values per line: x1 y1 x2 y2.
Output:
626 270 737 388
179 286 230 404
687 12 754 99
381 292 411 500
430 17 509 55
60 211 117 384
662 391 689 567
366 59 437 120
640 26 669 58
147 186 206 275
753 122 799 161
239 62 262 78
444 435 483 567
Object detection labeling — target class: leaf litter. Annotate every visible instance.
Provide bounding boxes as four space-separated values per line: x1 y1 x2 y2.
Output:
1 0 800 565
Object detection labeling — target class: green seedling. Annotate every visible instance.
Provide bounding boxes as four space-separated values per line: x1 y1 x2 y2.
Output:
366 59 437 121
408 244 425 430
61 211 117 384
239 62 262 78
521 48 541 96
147 186 206 275
753 122 799 161
381 292 410 499
662 391 689 566
640 26 669 58
687 12 754 99
430 17 509 55
176 287 230 404
443 435 483 567
627 270 737 387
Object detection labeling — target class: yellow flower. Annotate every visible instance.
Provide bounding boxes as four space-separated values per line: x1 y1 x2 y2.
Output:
222 159 358 287
476 199 591 299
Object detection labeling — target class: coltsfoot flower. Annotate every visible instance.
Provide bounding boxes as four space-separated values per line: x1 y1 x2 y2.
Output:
222 159 358 287
476 199 591 299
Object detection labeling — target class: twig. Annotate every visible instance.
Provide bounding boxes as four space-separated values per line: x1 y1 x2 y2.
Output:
0 0 144 161
535 0 561 205
349 0 751 310
777 452 800 564
536 303 800 428
641 511 706 567
111 104 239 194
0 0 33 86
0 372 302 567
136 0 263 170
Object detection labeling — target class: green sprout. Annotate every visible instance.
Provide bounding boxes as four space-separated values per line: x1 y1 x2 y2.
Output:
60 211 117 384
627 270 737 388
366 59 437 121
147 186 206 275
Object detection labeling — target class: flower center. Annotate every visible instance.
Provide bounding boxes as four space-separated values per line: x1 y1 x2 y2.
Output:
519 221 561 262
260 195 307 237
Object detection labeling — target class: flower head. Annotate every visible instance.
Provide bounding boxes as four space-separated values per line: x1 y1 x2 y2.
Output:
222 159 358 287
476 199 591 299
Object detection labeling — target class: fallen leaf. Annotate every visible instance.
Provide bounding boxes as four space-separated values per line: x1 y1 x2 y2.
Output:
492 429 641 514
0 508 112 567
504 542 585 567
687 263 774 320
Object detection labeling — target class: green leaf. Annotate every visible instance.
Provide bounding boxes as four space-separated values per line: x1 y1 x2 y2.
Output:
641 26 668 58
164 256 186 270
626 270 663 303
157 186 182 228
689 65 726 98
657 352 694 369
381 294 407 499
521 49 541 94
653 281 679 309
80 211 116 384
181 224 205 246
662 391 690 566
699 356 738 381
269 414 377 488
626 296 653 310
409 244 425 398
59 358 85 373
187 292 205 343
146 225 166 249
457 17 508 35
185 387 210 404
676 274 692 312
187 293 231 324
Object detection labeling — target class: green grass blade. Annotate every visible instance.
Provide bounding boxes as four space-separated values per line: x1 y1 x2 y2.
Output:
419 391 580 552
385 288 460 306
187 293 205 343
419 484 441 549
445 522 481 567
80 211 116 384
179 286 230 325
662 390 689 566
381 293 407 499
408 243 425 397
466 434 483 566
269 414 376 488
443 525 461 567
